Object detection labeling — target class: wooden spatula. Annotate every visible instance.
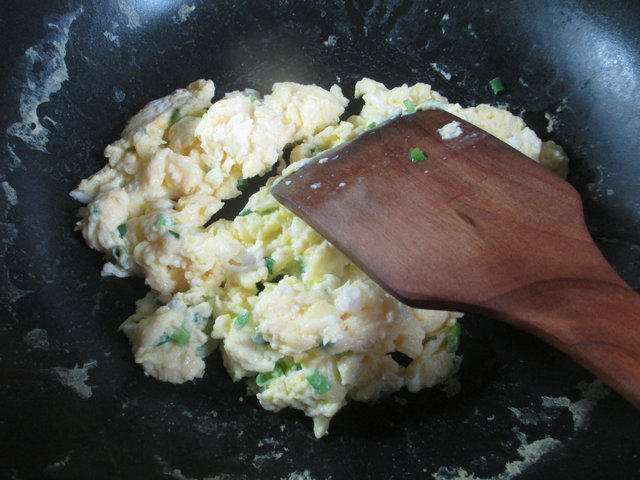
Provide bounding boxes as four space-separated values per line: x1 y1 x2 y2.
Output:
271 109 640 408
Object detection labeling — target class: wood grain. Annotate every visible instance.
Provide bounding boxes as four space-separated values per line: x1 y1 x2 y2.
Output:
271 109 640 408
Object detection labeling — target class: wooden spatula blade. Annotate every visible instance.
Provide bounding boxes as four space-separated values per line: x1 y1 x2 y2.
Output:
272 110 601 310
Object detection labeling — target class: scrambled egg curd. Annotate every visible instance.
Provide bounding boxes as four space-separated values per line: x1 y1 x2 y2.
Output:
72 78 568 437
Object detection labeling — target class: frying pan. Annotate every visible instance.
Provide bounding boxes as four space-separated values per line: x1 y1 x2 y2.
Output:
1 0 639 478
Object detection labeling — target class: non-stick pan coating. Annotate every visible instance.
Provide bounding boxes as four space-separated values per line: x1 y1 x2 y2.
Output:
1 1 639 478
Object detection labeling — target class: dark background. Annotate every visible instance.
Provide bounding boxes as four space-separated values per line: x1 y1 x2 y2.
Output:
1 0 639 479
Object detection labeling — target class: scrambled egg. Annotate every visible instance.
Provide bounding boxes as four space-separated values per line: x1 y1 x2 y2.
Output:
72 78 568 437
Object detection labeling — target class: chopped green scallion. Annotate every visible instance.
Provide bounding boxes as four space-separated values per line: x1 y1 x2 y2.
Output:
365 121 377 131
157 325 191 347
234 311 252 329
202 316 214 335
249 94 255 103
489 77 505 94
237 178 249 191
117 223 127 238
256 367 283 387
445 323 461 352
409 147 426 163
306 370 331 394
252 331 267 344
255 358 302 384
168 230 180 239
264 257 275 275
112 246 128 266
171 325 190 346
275 357 295 371
238 209 252 216
258 208 277 216
170 108 186 125
156 214 172 227
295 255 306 275
403 99 416 113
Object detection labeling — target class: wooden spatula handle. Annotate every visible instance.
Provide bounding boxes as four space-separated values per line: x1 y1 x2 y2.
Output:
483 273 640 408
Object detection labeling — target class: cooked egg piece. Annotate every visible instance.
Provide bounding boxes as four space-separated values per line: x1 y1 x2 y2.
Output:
74 77 568 437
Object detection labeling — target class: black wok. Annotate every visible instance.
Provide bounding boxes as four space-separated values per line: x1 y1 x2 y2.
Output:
1 0 639 478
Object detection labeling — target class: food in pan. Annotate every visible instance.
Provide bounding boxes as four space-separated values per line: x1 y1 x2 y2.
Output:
71 77 568 437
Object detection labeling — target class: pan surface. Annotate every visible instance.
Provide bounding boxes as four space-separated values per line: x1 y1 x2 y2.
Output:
1 0 639 478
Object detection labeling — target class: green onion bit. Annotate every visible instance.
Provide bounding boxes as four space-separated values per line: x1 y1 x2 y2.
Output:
264 257 275 275
258 208 277 216
170 108 185 125
157 325 191 347
237 178 249 191
403 99 416 113
306 370 331 394
252 331 267 344
445 323 461 352
409 147 426 163
295 255 306 275
489 77 505 94
234 311 252 329
156 214 171 227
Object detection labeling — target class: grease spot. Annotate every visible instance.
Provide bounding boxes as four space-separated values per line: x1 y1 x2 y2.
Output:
154 455 239 480
52 359 97 399
541 379 609 431
46 452 72 471
2 181 18 206
103 30 120 46
323 35 338 48
252 451 284 469
544 112 556 133
113 88 126 103
174 4 196 24
430 63 452 81
5 144 22 169
0 262 31 308
433 428 561 480
283 471 315 480
118 0 141 28
6 7 82 152
508 406 539 425
24 328 49 350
